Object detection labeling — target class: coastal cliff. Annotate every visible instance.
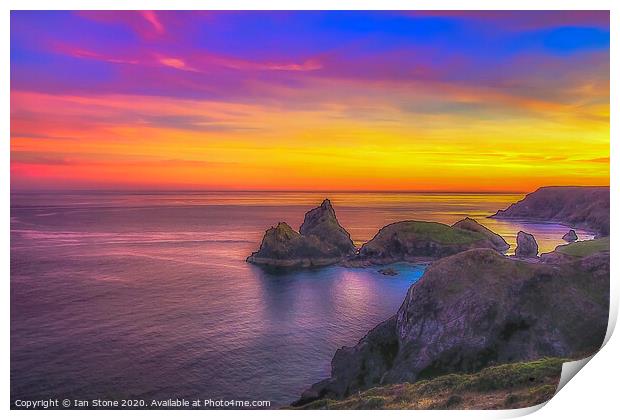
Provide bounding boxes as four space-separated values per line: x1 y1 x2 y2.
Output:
295 245 609 406
491 186 610 236
295 357 567 409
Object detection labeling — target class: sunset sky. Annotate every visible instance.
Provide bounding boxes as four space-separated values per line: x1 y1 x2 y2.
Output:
10 11 609 192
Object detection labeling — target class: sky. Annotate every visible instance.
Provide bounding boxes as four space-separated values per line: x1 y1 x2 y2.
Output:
10 11 610 192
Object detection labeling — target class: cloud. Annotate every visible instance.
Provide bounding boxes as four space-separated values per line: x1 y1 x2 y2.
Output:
52 43 140 65
11 151 73 166
157 56 198 72
139 11 164 34
579 157 609 164
139 114 257 132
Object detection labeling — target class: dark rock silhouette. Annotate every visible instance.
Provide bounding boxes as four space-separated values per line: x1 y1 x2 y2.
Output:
295 248 609 406
491 186 609 236
378 268 398 276
247 199 355 267
452 217 510 252
563 229 578 242
515 231 538 258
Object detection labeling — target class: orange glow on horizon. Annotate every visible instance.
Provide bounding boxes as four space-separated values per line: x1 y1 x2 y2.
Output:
10 89 609 192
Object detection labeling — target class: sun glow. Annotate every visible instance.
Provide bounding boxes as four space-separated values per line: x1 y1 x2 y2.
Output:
10 11 609 191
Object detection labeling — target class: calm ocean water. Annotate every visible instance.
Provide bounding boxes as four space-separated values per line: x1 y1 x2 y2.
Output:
10 192 593 407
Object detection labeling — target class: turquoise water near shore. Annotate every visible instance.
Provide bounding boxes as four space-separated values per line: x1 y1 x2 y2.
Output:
10 192 593 407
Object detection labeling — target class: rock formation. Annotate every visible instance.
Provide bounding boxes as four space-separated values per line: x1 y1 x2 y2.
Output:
295 248 609 406
352 221 507 265
563 229 578 242
452 217 510 252
490 186 609 236
515 231 538 258
299 199 356 257
247 199 355 267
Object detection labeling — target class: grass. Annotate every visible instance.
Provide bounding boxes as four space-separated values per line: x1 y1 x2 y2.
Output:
293 357 567 410
396 221 485 245
556 237 609 257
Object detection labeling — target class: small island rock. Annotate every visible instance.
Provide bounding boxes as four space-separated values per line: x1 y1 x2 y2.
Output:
247 199 355 267
515 231 538 258
562 229 578 242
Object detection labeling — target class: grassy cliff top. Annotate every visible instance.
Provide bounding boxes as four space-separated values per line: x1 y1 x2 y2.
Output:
382 221 486 245
294 357 566 410
556 237 610 257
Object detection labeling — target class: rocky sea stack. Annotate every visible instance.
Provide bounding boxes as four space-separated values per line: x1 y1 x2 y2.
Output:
299 199 356 256
515 231 538 258
248 202 512 268
246 199 356 267
295 246 609 406
563 229 578 242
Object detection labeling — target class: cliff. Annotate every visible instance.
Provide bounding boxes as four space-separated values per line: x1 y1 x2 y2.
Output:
294 357 566 410
490 186 610 236
295 245 609 406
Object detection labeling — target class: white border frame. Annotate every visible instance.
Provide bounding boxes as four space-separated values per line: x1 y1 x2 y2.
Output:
3 2 616 419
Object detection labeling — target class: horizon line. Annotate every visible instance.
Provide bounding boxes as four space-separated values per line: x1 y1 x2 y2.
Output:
9 185 611 195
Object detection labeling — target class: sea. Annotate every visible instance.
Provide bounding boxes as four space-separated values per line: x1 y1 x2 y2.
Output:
10 191 594 408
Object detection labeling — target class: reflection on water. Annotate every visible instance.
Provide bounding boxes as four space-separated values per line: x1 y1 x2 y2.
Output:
10 191 593 407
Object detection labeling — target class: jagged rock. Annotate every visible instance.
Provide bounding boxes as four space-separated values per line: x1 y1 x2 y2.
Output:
295 248 609 405
491 186 609 236
562 229 578 242
353 221 505 265
299 199 356 256
515 231 538 258
452 217 509 252
247 199 355 267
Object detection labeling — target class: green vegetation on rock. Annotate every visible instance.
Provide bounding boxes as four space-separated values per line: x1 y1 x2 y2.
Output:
294 358 566 410
399 221 485 245
556 237 609 257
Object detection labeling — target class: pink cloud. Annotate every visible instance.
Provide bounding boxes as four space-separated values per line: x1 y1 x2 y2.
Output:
52 43 140 65
157 56 198 72
139 11 164 34
77 10 166 39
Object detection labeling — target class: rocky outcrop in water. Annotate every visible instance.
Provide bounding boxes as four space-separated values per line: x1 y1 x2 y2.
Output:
246 199 355 267
490 186 610 236
295 247 609 405
352 220 507 265
299 199 356 257
378 268 399 276
515 231 538 258
452 217 509 252
563 229 578 242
